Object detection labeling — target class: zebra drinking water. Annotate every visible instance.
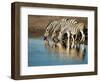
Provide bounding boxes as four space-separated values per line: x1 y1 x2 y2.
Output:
44 18 85 48
58 18 85 42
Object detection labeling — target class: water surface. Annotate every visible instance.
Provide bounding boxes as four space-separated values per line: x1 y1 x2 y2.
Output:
28 38 88 66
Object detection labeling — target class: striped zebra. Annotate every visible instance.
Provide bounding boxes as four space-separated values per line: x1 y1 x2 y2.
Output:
58 18 85 42
51 18 68 42
50 18 78 48
44 18 68 41
70 22 85 42
44 18 68 48
44 20 59 40
44 18 85 48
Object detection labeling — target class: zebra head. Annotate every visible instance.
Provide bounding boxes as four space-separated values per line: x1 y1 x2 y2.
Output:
44 30 49 40
44 20 58 40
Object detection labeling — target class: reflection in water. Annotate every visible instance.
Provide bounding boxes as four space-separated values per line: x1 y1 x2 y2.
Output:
28 38 88 66
45 39 86 62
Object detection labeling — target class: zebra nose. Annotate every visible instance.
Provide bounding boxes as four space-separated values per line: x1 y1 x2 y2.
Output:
44 36 47 40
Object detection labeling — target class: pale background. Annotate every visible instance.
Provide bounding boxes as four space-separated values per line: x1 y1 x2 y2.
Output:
0 0 100 82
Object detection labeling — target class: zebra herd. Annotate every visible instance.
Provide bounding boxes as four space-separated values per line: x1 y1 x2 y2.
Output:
44 18 86 49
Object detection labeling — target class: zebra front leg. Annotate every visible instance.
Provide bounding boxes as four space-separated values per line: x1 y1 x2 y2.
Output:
80 30 85 41
67 31 70 41
71 34 75 48
66 31 70 48
75 34 77 41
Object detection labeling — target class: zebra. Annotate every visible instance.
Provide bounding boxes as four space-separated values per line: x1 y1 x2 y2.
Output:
44 18 85 48
43 18 68 48
58 19 85 42
44 20 59 40
58 18 78 41
51 18 68 42
44 19 63 48
45 18 78 47
70 22 85 42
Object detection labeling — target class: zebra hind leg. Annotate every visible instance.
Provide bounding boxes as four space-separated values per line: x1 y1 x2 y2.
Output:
71 34 74 42
80 31 85 42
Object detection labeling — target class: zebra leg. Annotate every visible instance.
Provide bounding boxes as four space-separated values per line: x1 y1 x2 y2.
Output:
67 31 70 40
75 34 77 41
67 38 70 48
71 34 74 42
66 31 70 48
80 30 85 41
71 34 75 48
71 39 75 48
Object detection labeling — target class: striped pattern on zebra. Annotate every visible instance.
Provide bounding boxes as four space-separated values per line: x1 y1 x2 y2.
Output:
44 20 59 40
44 18 85 46
57 18 85 42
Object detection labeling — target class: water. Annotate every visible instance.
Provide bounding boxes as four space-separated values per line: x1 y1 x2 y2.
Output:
28 38 88 66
